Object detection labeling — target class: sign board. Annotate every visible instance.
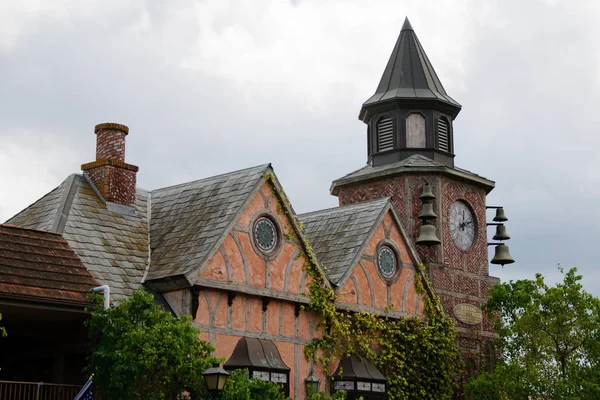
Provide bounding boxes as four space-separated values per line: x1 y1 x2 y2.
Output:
454 303 483 325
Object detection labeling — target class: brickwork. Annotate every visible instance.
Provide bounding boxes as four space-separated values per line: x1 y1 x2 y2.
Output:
336 172 500 355
81 123 138 206
95 123 128 161
83 164 137 205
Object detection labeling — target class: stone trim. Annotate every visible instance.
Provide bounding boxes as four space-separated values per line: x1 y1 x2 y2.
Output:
81 158 139 172
95 122 129 134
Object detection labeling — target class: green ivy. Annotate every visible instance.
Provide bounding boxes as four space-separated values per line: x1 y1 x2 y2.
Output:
264 173 462 399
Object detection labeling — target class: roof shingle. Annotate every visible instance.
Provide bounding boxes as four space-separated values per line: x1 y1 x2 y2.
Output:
0 224 98 304
147 164 269 281
299 198 390 285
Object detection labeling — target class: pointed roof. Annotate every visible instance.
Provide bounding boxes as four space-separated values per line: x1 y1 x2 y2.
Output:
360 17 461 120
147 164 270 281
7 174 150 299
299 198 392 285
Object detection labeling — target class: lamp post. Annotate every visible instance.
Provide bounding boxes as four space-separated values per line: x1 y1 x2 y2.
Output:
305 366 320 395
202 363 229 400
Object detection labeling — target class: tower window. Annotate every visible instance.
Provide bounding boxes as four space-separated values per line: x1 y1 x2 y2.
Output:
437 117 450 152
406 113 426 148
376 116 394 152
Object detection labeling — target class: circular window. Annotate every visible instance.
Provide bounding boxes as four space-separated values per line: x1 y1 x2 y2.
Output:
378 246 397 278
254 217 278 252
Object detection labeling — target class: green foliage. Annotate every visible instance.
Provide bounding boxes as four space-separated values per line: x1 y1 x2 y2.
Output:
0 313 6 337
219 369 289 400
265 173 461 399
304 263 462 399
305 388 346 400
86 289 218 400
467 267 600 399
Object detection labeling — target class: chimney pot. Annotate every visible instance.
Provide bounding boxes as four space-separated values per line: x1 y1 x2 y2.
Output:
95 122 129 162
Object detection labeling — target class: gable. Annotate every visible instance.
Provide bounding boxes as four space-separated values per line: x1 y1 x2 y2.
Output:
147 165 269 282
198 179 308 297
336 210 425 316
299 198 390 285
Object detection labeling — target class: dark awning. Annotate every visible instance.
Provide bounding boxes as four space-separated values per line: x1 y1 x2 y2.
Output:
332 356 386 382
224 337 290 371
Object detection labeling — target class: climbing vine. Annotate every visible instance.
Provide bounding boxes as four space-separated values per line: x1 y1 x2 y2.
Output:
264 173 463 399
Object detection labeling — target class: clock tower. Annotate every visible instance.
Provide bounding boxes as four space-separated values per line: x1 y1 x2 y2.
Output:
331 18 501 377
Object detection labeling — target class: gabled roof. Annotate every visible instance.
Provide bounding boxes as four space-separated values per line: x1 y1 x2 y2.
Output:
360 17 461 120
330 154 495 195
147 164 270 281
0 224 98 305
299 198 391 285
8 174 150 299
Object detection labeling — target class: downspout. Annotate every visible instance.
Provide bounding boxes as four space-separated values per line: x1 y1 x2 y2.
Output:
92 285 111 310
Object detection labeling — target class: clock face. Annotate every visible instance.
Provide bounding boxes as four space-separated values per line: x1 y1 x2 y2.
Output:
449 201 476 250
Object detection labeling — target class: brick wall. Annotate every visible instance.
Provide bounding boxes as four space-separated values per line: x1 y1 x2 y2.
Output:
81 123 138 206
337 173 499 358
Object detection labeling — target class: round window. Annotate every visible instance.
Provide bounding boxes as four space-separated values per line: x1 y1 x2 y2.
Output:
254 217 278 252
378 246 397 278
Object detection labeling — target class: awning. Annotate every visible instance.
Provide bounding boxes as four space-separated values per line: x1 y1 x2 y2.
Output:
332 356 386 382
224 337 290 371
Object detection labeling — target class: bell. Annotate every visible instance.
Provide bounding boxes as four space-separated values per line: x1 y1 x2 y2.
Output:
419 203 437 220
491 244 514 266
492 224 510 241
493 207 508 222
416 224 441 246
419 184 436 201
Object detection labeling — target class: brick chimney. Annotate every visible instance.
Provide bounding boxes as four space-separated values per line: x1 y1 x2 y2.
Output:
81 123 139 206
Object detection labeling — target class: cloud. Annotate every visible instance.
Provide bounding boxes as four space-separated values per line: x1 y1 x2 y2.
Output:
1 0 600 295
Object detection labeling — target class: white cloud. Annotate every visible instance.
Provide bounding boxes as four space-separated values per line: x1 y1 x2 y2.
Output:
0 130 80 221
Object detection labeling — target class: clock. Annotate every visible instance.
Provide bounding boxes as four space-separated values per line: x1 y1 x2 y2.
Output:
449 201 476 250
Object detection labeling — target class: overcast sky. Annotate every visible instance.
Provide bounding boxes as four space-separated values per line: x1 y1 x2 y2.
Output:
1 0 599 295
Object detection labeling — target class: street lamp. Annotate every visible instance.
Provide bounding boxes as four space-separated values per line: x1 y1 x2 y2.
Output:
305 366 320 395
202 363 229 400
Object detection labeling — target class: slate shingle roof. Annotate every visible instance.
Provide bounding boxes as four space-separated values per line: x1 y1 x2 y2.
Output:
299 198 390 285
8 174 149 299
6 165 271 295
361 17 461 115
147 164 269 281
331 154 494 193
8 178 68 232
0 224 98 304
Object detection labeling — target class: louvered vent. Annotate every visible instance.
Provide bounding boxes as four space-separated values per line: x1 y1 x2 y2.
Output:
377 117 394 152
437 117 449 152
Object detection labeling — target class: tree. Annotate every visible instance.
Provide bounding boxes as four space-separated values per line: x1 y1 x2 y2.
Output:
86 289 217 400
467 267 600 399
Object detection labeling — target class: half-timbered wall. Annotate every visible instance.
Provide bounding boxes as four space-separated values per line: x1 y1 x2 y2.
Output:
164 181 427 398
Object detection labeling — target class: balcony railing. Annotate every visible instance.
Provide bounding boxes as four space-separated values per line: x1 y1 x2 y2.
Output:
0 380 82 400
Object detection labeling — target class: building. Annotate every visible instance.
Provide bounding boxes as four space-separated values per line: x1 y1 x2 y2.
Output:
5 18 505 398
0 224 98 393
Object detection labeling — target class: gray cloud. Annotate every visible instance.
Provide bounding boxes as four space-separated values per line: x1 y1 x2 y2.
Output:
1 0 599 295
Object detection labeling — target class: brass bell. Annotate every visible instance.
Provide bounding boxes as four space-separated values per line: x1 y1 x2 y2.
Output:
493 207 508 222
416 224 441 246
491 244 514 266
492 224 510 241
419 203 437 220
419 184 436 201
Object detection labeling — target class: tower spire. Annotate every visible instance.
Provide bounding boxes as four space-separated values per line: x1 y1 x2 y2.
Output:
360 18 461 168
